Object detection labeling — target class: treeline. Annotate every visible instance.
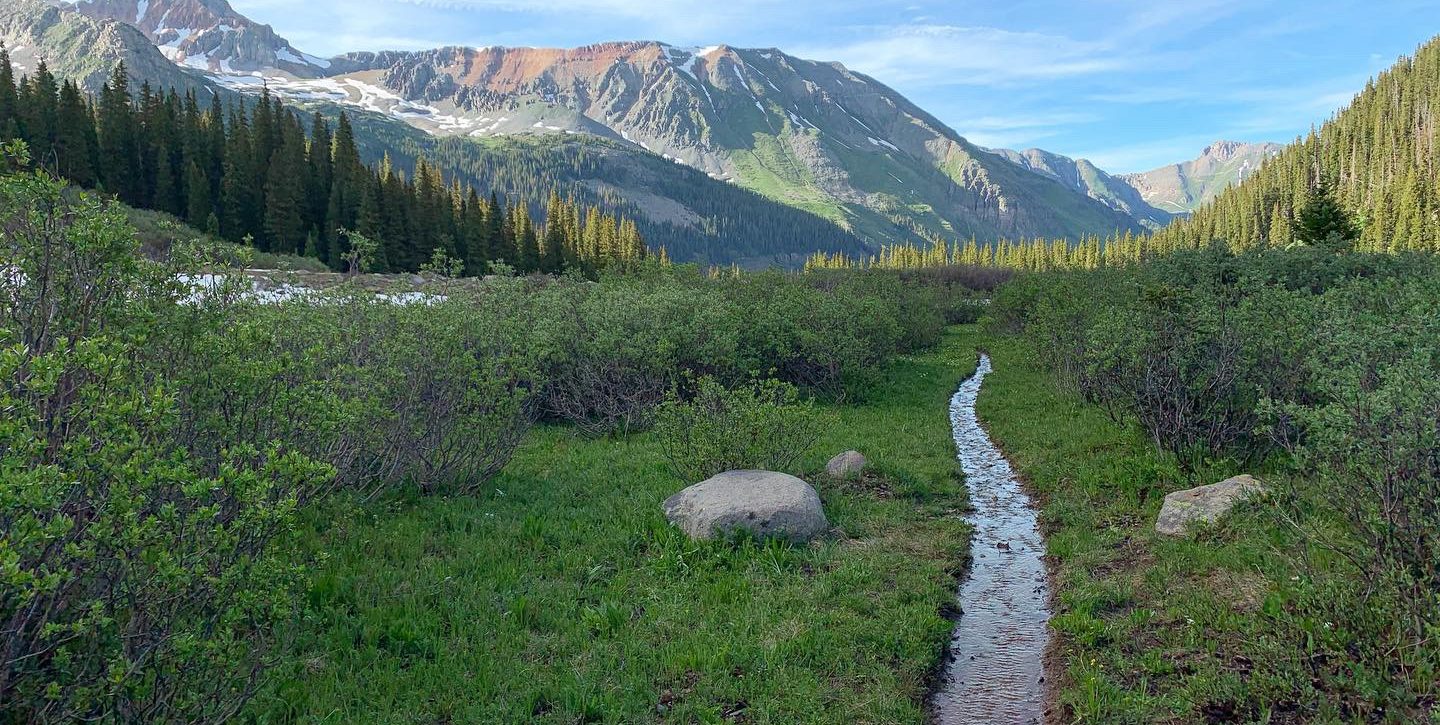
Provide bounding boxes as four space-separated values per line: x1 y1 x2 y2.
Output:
804 232 1148 272
0 51 649 275
1152 35 1440 253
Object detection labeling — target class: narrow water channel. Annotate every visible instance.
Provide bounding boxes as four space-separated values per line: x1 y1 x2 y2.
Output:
932 354 1052 724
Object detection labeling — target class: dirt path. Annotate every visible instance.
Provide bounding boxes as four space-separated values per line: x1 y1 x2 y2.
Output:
931 354 1052 724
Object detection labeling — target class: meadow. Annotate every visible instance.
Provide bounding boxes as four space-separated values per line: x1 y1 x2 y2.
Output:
5 139 1437 724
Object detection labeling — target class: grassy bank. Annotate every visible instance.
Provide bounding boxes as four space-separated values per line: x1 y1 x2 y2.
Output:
250 331 978 724
967 331 1370 723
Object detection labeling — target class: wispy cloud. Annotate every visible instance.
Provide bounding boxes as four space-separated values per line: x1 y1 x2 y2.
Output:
795 24 1128 88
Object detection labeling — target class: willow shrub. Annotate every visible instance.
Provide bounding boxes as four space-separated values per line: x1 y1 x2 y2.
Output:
0 162 331 723
654 376 829 483
532 267 940 435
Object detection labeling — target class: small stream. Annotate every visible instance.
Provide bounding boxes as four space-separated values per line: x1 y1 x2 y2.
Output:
932 354 1052 724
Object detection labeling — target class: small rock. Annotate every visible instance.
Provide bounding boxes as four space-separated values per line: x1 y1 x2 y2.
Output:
663 470 829 543
826 450 867 478
1156 474 1266 536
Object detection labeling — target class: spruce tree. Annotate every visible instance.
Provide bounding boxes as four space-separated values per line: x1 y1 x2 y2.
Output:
0 44 17 139
185 161 212 228
97 63 139 203
1293 177 1358 251
55 81 97 186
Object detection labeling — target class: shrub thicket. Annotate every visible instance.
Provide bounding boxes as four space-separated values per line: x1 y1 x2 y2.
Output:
0 141 958 720
0 154 330 723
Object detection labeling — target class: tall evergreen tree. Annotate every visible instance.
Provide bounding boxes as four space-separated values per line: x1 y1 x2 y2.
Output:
1293 177 1358 251
0 44 17 139
97 63 139 204
54 80 96 187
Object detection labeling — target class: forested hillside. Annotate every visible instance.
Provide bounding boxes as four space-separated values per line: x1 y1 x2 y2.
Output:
1152 36 1440 252
340 112 870 266
0 55 652 275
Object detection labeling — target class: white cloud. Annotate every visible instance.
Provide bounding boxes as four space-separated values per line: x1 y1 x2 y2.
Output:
794 24 1127 89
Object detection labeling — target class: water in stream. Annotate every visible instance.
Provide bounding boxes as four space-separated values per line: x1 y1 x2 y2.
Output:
932 354 1052 724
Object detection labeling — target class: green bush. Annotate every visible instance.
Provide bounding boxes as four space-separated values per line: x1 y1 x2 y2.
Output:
151 277 542 499
993 241 1440 716
1262 276 1440 713
0 166 331 722
654 376 829 482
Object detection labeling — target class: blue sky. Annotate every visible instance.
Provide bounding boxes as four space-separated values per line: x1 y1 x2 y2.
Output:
232 0 1440 173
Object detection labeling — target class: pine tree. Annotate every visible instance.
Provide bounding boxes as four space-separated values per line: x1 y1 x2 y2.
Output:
97 63 139 204
185 161 212 228
262 123 307 254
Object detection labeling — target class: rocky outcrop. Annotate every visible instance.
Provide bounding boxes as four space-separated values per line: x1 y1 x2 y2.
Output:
1155 474 1267 536
663 470 829 543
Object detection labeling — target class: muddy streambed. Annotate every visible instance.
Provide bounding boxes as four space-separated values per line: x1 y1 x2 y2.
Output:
932 354 1052 724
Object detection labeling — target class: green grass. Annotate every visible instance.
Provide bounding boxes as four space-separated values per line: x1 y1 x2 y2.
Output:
963 330 1344 723
249 331 978 724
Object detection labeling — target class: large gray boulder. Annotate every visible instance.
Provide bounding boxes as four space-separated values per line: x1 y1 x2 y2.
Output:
663 470 830 543
826 450 867 478
1156 474 1266 536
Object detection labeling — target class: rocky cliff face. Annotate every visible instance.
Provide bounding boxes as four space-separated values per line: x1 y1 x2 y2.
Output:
69 0 329 76
1121 141 1284 214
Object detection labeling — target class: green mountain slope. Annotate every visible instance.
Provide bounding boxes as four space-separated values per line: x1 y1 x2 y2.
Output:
337 108 871 266
311 43 1145 244
62 0 1151 246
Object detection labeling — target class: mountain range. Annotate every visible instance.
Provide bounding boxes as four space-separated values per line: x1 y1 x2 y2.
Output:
4 0 1282 262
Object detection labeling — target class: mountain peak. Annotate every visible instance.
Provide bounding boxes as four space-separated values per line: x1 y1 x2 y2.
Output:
1123 141 1283 214
69 0 329 76
39 0 1151 245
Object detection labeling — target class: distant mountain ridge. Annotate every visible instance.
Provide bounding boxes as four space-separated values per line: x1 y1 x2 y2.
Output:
1 0 212 93
987 147 1175 229
1121 140 1284 214
19 0 1302 258
52 0 1152 245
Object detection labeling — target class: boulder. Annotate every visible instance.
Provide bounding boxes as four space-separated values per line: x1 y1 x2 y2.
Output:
1156 474 1266 536
826 450 868 478
663 470 829 543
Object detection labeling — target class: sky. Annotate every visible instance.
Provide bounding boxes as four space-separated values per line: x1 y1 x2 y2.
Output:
232 0 1440 173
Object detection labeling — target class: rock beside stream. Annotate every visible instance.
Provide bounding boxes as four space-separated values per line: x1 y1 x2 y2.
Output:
826 450 868 478
1155 474 1266 536
663 470 829 543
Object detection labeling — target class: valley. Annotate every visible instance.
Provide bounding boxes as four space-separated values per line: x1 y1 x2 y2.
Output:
3 0 1288 265
2 3 1437 724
